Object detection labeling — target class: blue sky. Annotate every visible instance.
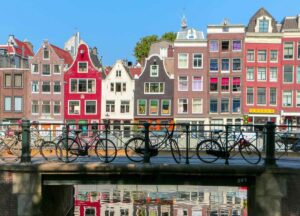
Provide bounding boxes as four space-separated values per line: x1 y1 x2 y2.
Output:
0 0 299 65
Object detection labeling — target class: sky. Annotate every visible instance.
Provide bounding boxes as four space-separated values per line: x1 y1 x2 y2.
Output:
0 0 299 66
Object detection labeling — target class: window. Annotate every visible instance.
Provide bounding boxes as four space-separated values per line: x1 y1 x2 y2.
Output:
221 41 229 51
209 40 218 52
85 208 95 216
120 101 130 113
42 101 50 114
78 62 87 72
284 42 294 59
54 81 61 93
78 79 87 92
259 19 269 32
297 91 300 107
14 74 22 87
247 87 254 105
86 101 96 114
116 83 122 92
221 98 229 113
106 100 115 112
32 100 38 114
70 79 77 92
178 99 188 113
221 77 229 92
270 67 278 82
247 50 254 62
232 77 241 92
116 70 121 77
150 65 159 77
110 83 114 92
178 53 188 68
144 82 164 93
270 50 278 62
43 50 49 59
137 99 146 115
4 97 11 111
68 101 80 114
221 59 229 72
4 74 11 87
210 59 218 71
297 66 300 83
193 53 203 68
258 50 267 62
31 64 38 73
232 40 242 51
178 77 188 91
32 81 39 93
283 65 293 83
270 88 277 105
42 64 50 75
192 98 202 113
54 101 60 114
247 67 254 81
53 65 60 74
210 77 218 92
192 76 203 91
257 88 266 105
161 100 171 115
232 98 240 113
42 82 50 93
88 80 96 93
149 100 159 115
210 98 218 113
232 59 241 71
122 83 126 92
257 67 266 81
283 91 293 107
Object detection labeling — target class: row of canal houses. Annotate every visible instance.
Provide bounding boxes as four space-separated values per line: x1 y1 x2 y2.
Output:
1 8 300 132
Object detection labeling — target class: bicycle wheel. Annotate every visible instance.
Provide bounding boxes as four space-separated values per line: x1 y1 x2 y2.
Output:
239 142 261 164
56 138 80 163
0 138 21 163
170 139 181 164
196 139 221 163
31 138 44 157
95 139 117 163
40 141 59 161
125 137 145 162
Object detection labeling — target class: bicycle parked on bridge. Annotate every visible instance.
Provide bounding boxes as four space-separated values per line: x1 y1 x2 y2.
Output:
124 124 181 163
56 127 117 163
196 129 261 164
0 129 22 163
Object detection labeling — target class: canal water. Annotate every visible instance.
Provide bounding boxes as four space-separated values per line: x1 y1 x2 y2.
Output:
74 184 247 216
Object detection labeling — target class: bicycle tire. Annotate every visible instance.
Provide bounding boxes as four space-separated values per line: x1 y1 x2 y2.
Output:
125 137 145 162
170 138 181 164
0 138 20 163
56 138 80 163
31 138 44 157
40 141 59 161
95 139 117 163
239 143 261 164
196 139 222 163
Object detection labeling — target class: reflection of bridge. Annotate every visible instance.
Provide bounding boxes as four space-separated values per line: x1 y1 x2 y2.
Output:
1 121 300 215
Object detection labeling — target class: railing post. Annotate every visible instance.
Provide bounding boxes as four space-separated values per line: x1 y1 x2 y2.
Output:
265 121 276 166
104 122 109 163
21 119 31 163
143 122 150 163
185 123 190 164
225 124 229 165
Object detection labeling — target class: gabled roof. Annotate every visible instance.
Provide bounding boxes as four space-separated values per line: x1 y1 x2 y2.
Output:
0 45 14 53
247 7 278 33
13 38 34 57
281 16 299 31
130 67 142 78
50 44 73 64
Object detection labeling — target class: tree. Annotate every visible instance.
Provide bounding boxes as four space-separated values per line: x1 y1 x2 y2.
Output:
161 32 177 42
134 35 159 64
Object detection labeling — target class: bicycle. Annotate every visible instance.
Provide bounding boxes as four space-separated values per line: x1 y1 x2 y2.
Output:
0 130 22 163
56 128 117 163
124 124 181 163
275 130 300 158
196 129 261 165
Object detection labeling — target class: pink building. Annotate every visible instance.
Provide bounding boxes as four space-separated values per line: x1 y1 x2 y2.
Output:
64 43 102 133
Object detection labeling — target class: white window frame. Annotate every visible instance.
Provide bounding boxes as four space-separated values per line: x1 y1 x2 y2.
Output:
161 99 171 116
283 91 293 107
149 99 159 115
144 82 165 94
257 50 267 62
53 64 61 74
269 88 277 106
209 40 219 52
178 53 188 69
270 50 278 62
283 65 294 84
178 98 188 114
137 99 147 116
283 42 294 60
53 101 61 115
42 64 51 76
85 100 97 115
192 98 203 114
31 81 39 93
68 100 80 115
4 96 11 111
43 49 50 60
247 50 255 62
232 58 241 72
150 65 159 77
246 87 254 105
53 81 61 94
296 91 300 107
221 58 230 73
31 100 39 115
192 53 203 69
78 61 88 73
31 63 39 74
192 76 203 91
232 40 242 52
42 81 51 94
42 100 51 115
178 76 188 91
257 67 267 81
270 67 278 82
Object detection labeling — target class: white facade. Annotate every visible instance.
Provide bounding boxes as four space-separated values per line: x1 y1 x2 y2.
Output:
101 60 135 123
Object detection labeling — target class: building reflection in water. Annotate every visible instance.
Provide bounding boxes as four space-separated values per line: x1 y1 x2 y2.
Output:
74 185 247 216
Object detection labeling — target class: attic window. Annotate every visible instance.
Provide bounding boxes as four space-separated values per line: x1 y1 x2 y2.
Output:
187 29 195 39
78 62 87 73
43 50 49 59
259 18 269 33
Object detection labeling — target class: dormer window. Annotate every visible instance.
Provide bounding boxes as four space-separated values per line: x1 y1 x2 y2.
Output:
259 18 269 33
187 29 196 39
150 65 159 77
78 62 87 73
43 50 49 59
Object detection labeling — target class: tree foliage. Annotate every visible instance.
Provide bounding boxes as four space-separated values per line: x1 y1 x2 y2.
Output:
133 32 176 63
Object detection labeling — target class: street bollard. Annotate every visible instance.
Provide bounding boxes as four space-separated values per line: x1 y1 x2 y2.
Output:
143 122 150 163
265 121 276 166
21 119 31 163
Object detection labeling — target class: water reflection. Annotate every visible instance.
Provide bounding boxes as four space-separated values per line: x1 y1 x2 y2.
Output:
74 185 247 216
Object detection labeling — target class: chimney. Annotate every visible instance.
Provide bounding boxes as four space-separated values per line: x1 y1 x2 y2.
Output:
167 45 174 58
92 47 98 55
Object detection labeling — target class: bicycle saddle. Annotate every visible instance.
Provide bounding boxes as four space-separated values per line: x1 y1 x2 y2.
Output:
73 129 82 134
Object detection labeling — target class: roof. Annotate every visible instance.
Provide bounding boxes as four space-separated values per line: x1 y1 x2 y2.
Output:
50 44 73 64
281 16 299 30
246 7 278 33
176 28 205 40
14 38 34 57
130 67 142 78
0 45 14 53
89 51 102 68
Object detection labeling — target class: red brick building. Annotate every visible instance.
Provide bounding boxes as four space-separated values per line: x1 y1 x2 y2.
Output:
64 43 102 132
